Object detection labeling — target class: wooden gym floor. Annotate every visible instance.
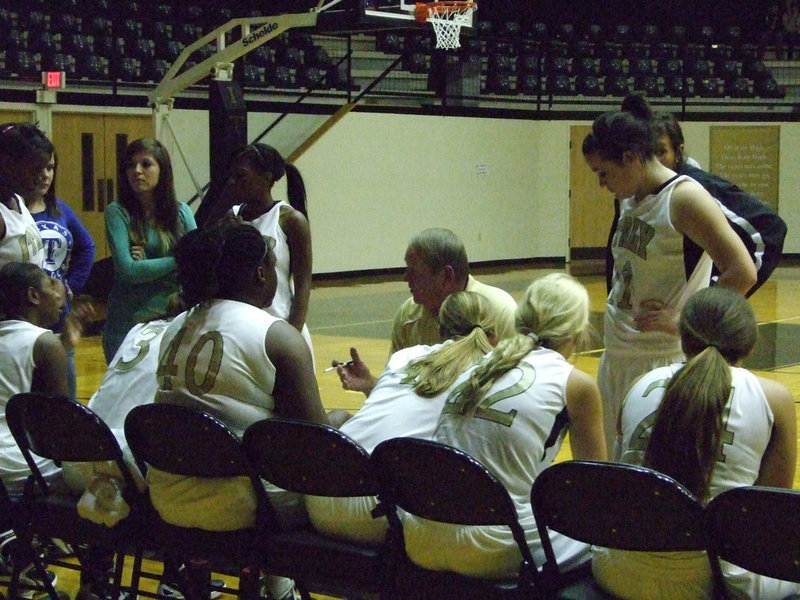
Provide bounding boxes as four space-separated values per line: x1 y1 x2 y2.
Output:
63 260 800 599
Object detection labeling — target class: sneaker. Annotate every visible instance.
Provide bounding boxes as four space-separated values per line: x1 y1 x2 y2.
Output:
257 580 301 600
156 578 225 600
0 543 58 590
3 563 62 600
14 562 58 588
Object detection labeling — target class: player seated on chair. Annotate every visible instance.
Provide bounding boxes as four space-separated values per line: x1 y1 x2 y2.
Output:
148 223 342 600
0 262 133 600
80 296 216 600
333 227 517 396
0 262 70 493
307 290 499 545
402 273 606 579
604 286 798 600
86 293 183 450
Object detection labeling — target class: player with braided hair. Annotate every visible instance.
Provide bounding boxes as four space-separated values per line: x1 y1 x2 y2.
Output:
150 223 332 600
402 273 606 579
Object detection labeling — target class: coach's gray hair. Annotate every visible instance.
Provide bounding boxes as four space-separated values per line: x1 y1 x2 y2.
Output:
407 228 469 284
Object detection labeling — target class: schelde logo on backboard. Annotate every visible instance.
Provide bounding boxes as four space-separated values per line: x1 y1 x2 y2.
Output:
243 22 279 46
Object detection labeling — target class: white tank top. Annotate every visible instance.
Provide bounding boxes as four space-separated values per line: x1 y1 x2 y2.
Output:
406 347 588 572
88 319 171 432
234 201 293 320
155 299 280 437
0 196 45 267
619 363 773 498
606 175 712 358
0 320 60 488
341 343 444 453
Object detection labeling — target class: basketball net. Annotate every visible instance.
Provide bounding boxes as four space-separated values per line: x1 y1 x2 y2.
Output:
416 2 477 50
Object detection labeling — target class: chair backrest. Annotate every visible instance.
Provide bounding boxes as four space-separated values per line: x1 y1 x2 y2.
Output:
373 437 519 527
242 418 377 498
706 486 800 584
125 403 254 480
6 393 139 494
372 436 538 586
531 461 706 561
125 403 278 530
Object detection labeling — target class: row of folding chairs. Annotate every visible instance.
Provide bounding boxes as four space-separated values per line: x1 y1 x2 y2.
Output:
3 392 799 600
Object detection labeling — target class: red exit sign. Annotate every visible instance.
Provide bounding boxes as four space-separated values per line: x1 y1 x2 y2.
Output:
41 71 66 89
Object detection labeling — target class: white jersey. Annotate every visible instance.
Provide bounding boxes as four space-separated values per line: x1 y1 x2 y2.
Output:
600 175 713 456
606 175 712 359
403 347 588 579
154 299 279 437
234 201 293 319
88 319 171 434
594 363 795 600
340 343 446 453
233 201 314 362
619 364 773 499
306 342 446 546
0 196 44 267
149 299 280 532
0 320 60 491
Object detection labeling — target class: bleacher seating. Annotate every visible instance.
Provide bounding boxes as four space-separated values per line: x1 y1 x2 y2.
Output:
575 74 603 96
606 74 632 97
77 54 108 80
0 3 793 107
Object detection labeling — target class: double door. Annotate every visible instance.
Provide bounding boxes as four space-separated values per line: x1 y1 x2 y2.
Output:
52 113 152 259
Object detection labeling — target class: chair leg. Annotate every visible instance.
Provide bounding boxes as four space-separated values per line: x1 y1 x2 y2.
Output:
189 559 217 600
110 550 127 600
294 583 312 600
128 549 144 600
4 530 62 600
237 566 260 600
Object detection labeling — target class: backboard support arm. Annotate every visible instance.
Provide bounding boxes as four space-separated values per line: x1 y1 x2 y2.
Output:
148 11 319 107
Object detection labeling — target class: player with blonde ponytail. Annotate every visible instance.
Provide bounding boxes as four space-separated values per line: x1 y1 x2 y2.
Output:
403 273 606 579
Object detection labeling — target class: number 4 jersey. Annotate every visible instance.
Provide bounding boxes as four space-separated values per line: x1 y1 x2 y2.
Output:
619 363 774 499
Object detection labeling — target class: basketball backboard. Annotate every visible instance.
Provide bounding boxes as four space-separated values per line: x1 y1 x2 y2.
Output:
310 0 416 33
291 0 474 35
361 0 474 29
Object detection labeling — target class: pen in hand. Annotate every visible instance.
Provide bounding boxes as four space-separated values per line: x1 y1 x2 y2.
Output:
324 360 354 373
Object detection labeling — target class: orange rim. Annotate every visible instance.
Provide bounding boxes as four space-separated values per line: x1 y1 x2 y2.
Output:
415 1 476 22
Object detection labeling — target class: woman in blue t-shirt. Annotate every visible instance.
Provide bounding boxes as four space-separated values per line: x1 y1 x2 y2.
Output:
25 150 96 401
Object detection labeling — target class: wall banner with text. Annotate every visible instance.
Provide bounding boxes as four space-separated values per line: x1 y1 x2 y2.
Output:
709 126 780 211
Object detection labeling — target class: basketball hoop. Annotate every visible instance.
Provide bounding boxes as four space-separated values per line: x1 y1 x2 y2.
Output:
415 1 477 50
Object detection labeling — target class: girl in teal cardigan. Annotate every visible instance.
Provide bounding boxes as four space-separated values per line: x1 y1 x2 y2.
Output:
103 138 196 363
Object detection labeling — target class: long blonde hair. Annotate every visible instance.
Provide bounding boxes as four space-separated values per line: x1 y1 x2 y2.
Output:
454 273 590 413
401 291 496 397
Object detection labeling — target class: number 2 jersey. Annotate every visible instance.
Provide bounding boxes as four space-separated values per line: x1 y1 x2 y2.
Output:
619 363 773 499
403 346 588 578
